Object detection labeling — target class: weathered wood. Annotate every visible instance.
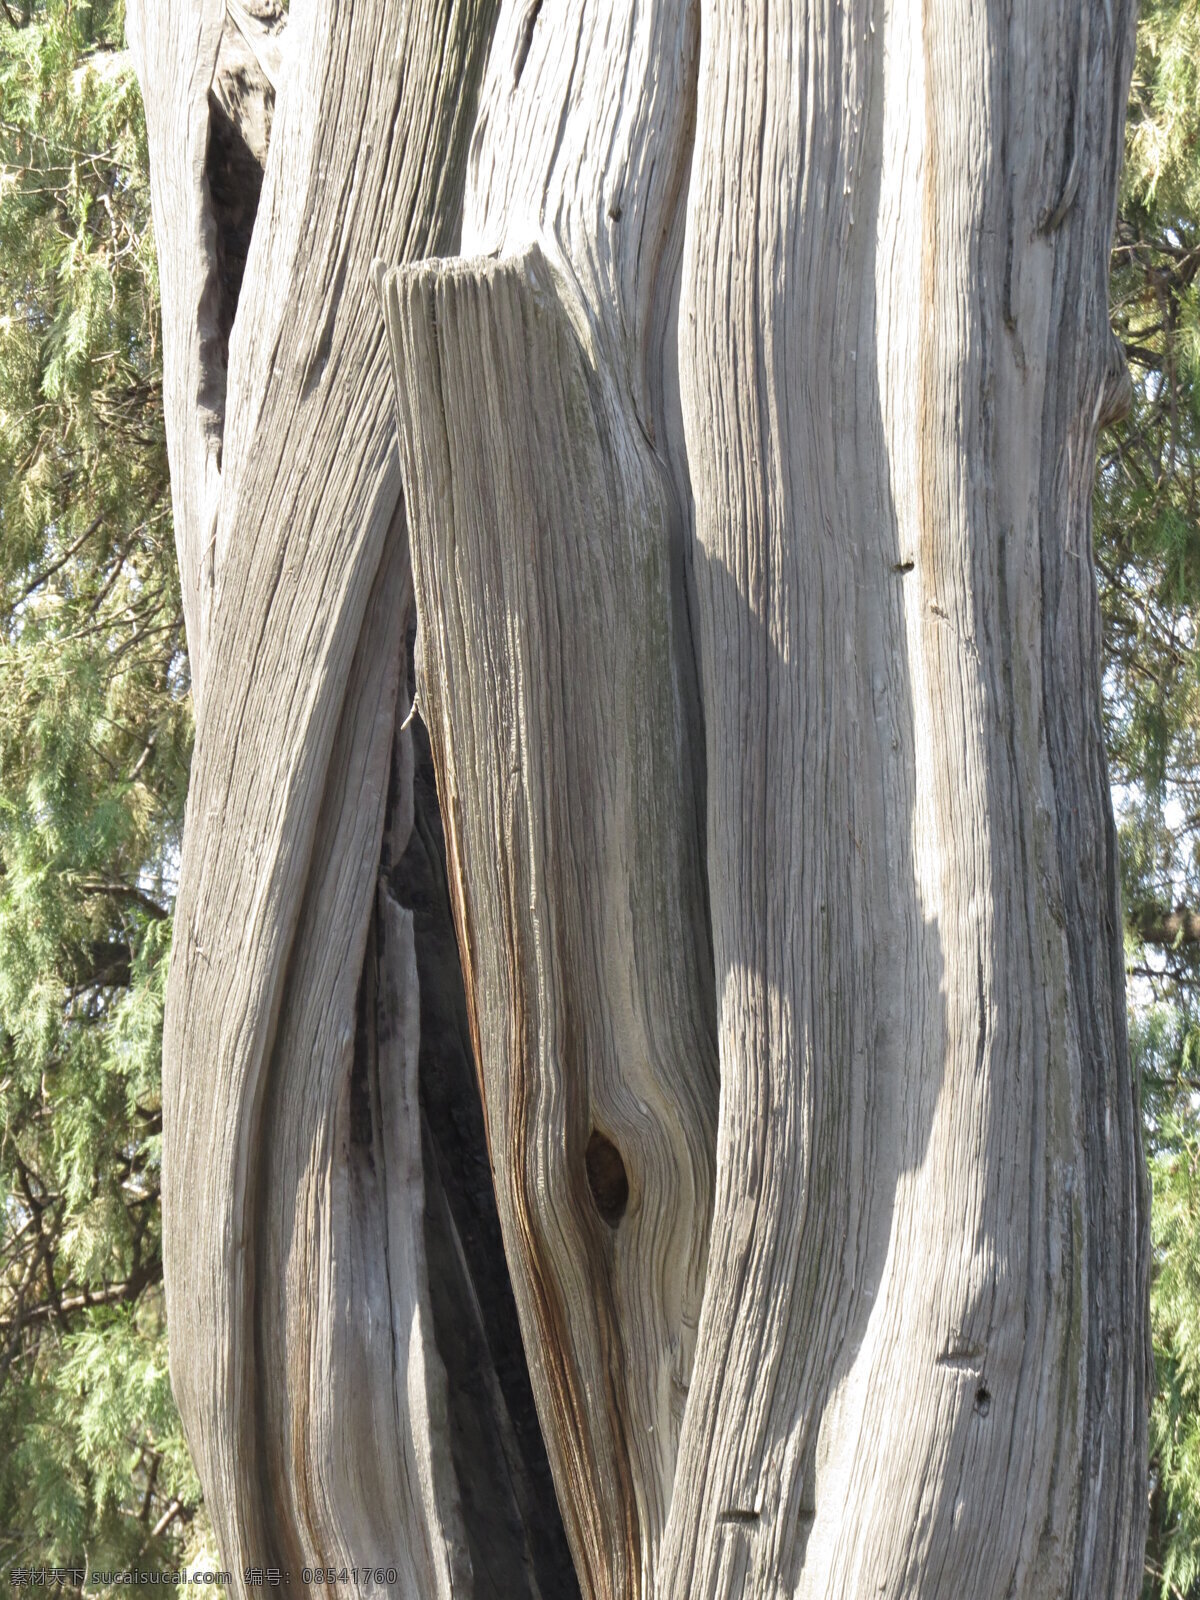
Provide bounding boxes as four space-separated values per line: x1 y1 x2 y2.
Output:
246 549 465 1595
128 0 285 705
128 0 563 1593
382 239 718 1599
138 0 1149 1593
661 2 1149 1595
381 13 720 1592
127 0 227 704
388 698 582 1600
382 2 1148 1597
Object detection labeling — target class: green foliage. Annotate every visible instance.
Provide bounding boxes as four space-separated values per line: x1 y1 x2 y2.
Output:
1097 2 1200 1594
1148 1113 1200 1600
0 0 204 1580
1101 0 1200 862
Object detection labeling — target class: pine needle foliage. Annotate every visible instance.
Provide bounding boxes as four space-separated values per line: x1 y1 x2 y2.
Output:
1147 1101 1200 1600
1097 1 1200 1593
0 0 202 1581
1102 0 1200 897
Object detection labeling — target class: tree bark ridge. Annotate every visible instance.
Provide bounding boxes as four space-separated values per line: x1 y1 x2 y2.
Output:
382 241 718 1600
658 2 1149 1594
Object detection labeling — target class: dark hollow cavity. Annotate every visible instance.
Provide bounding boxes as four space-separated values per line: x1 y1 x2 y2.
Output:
585 1129 630 1227
384 654 580 1600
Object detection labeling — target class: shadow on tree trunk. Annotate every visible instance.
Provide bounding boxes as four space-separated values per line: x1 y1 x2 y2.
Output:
383 630 580 1600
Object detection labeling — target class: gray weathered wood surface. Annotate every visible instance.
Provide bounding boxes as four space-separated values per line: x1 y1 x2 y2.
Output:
129 0 568 1593
384 2 1149 1596
135 0 1150 1595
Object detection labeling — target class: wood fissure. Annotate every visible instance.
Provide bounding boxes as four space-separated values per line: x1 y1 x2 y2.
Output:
391 693 582 1600
127 0 228 702
207 3 282 368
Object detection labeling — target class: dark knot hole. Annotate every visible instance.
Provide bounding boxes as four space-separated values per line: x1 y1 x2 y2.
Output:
974 1386 992 1417
585 1129 629 1227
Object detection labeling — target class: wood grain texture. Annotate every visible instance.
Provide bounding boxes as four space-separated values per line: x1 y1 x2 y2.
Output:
661 2 1149 1595
129 0 283 706
382 2 1147 1597
391 703 582 1600
131 0 519 1593
126 0 228 706
382 11 721 1593
382 238 718 1600
139 0 1148 1592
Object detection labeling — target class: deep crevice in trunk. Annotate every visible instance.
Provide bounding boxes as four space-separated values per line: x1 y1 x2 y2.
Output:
384 632 581 1600
204 8 282 390
205 92 269 359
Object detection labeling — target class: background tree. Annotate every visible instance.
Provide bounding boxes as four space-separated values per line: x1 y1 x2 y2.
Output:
1097 2 1200 1594
0 0 202 1575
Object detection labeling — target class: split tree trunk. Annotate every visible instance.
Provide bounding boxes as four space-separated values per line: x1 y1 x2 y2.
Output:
133 1 1150 1597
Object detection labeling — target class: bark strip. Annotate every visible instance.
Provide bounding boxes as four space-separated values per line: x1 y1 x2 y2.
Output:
381 241 717 1600
660 2 1149 1595
133 0 516 1590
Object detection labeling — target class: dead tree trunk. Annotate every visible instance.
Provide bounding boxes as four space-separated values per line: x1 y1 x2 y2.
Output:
132 0 1150 1596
